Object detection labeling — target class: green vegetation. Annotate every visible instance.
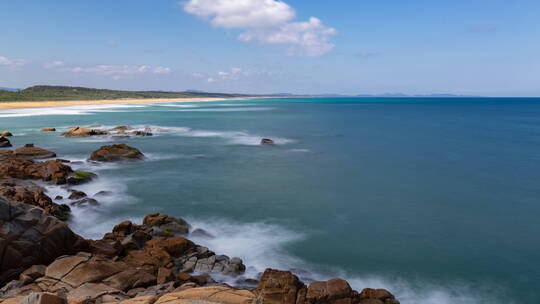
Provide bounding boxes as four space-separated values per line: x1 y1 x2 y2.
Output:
67 170 97 185
0 85 249 102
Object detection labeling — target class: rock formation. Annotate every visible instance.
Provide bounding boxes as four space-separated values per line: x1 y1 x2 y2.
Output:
89 144 144 162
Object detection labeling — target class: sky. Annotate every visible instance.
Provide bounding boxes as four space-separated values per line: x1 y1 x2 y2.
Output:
1 0 539 96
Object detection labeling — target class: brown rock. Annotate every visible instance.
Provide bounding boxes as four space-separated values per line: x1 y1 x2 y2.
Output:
0 154 73 184
156 268 175 285
154 286 255 304
66 283 125 303
0 198 88 286
88 240 121 257
20 292 65 304
305 278 353 304
61 127 108 138
20 265 47 282
60 259 124 287
1 131 13 137
123 247 173 272
89 144 144 162
0 179 70 220
13 146 56 160
45 254 92 281
255 269 305 304
103 269 157 292
358 288 399 304
40 128 57 132
145 237 194 257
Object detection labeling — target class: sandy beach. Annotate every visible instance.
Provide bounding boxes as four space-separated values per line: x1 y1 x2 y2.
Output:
0 97 227 110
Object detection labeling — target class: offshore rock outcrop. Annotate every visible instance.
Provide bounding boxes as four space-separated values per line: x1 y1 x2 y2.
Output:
89 144 144 162
0 153 73 184
61 127 108 138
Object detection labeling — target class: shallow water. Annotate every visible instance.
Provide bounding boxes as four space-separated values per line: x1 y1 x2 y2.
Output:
1 97 539 303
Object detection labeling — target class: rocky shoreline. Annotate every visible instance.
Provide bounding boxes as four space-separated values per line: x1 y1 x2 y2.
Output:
0 129 399 304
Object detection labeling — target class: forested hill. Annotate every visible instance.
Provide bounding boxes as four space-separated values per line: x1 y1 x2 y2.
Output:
0 85 249 102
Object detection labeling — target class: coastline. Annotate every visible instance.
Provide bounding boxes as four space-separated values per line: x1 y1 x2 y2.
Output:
0 97 228 110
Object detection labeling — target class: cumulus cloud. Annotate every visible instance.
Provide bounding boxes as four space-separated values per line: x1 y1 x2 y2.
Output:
183 0 337 57
0 56 28 68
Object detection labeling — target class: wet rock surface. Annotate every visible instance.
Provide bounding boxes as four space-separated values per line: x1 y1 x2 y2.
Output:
61 127 108 137
0 136 12 148
89 144 144 162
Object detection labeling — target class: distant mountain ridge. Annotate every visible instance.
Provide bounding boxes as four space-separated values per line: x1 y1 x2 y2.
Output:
0 85 249 102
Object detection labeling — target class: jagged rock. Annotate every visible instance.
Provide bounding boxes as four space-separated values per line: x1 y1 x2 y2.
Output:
89 144 144 162
0 179 70 220
0 136 13 148
0 198 88 286
0 154 73 184
40 128 56 132
260 138 275 145
1 131 13 137
61 127 108 137
13 146 56 160
156 268 175 285
88 240 122 258
121 231 152 251
103 269 157 292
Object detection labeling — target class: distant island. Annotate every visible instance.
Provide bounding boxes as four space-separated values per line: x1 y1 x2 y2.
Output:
0 85 249 102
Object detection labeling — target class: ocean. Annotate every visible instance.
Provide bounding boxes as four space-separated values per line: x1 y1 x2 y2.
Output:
1 97 539 303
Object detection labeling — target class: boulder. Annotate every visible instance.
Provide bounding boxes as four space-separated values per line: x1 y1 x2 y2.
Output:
13 146 56 160
40 128 56 132
304 278 354 304
358 288 400 304
70 198 99 207
143 213 189 235
0 136 12 148
68 191 87 200
0 198 88 286
66 283 127 303
89 144 144 162
1 131 13 137
111 126 131 131
61 127 108 137
66 170 96 185
260 138 275 145
255 269 305 304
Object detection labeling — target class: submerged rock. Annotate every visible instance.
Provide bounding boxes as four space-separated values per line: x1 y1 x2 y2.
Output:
68 190 87 200
260 138 275 145
70 198 99 207
132 130 153 136
89 144 144 162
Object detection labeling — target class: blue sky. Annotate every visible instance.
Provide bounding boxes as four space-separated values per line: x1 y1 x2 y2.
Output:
1 0 539 96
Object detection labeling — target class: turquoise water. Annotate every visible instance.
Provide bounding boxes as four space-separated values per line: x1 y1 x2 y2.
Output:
1 98 539 303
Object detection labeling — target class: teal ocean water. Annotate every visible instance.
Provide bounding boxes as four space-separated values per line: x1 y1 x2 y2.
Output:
1 97 539 303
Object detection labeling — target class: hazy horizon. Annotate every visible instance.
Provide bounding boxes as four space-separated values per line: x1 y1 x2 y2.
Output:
1 0 539 97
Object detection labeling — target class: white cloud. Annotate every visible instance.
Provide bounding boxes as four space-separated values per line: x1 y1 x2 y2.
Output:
183 0 336 57
0 56 28 68
43 61 65 69
44 63 172 79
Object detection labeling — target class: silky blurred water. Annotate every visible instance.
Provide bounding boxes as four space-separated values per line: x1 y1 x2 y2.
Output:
1 97 539 303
